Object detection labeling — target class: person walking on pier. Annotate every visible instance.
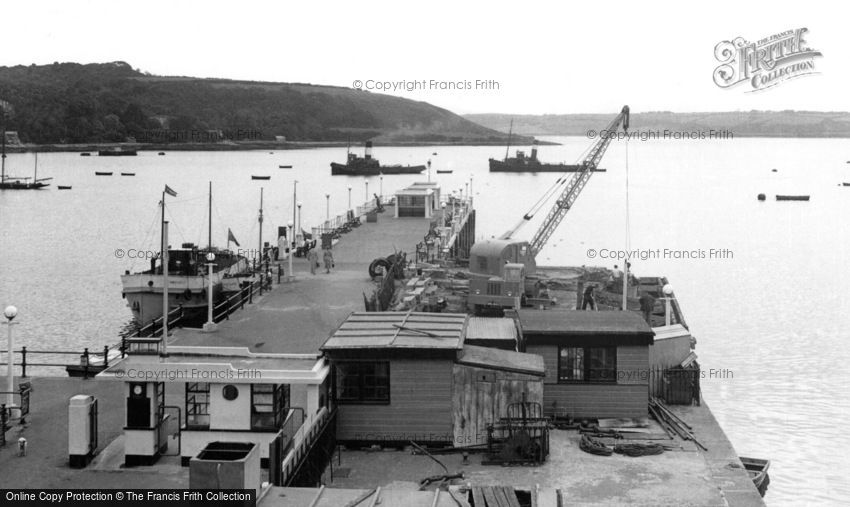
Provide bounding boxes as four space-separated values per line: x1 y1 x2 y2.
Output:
323 249 334 274
581 283 596 310
307 247 319 275
640 292 656 325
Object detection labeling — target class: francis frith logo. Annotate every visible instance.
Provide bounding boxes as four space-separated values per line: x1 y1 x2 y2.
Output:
713 28 822 92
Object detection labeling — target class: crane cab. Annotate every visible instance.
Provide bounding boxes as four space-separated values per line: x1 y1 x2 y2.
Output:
469 239 536 276
468 239 538 314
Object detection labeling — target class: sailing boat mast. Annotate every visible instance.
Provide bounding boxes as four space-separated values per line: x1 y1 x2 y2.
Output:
258 187 264 268
1 111 6 184
208 181 212 252
504 119 513 160
34 152 37 181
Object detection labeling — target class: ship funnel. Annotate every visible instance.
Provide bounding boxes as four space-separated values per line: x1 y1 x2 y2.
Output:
530 140 538 161
364 141 373 160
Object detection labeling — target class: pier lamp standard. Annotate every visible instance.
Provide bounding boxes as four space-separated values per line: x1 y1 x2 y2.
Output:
202 253 217 333
3 305 18 409
297 202 302 240
325 194 330 221
662 284 675 326
379 176 383 197
347 186 352 210
287 221 294 282
427 159 432 182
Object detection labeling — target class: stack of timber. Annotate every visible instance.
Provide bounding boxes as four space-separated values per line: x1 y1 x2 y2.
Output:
649 397 707 450
468 486 524 507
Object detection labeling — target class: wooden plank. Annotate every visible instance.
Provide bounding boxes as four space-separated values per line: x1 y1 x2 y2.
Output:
482 486 501 507
472 487 486 507
502 486 522 507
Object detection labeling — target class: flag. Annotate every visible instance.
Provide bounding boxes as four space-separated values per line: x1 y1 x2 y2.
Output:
227 228 240 247
164 184 177 197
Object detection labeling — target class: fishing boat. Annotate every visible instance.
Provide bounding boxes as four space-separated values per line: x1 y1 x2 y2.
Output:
120 183 251 325
95 171 113 176
80 152 91 157
98 147 137 156
740 457 770 497
251 175 271 180
0 149 52 190
776 195 810 201
58 185 72 190
331 141 425 175
121 172 136 176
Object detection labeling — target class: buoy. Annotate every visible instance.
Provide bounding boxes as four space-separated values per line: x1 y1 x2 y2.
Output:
771 169 777 172
757 193 766 201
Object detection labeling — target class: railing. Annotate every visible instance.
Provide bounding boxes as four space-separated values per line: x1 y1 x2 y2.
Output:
279 407 337 487
310 195 395 246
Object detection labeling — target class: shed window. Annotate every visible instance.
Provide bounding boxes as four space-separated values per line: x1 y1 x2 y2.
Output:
185 382 210 429
251 384 289 431
558 346 616 383
336 362 390 404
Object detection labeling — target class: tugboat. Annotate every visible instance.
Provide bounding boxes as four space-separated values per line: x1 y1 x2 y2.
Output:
489 121 603 173
331 141 425 175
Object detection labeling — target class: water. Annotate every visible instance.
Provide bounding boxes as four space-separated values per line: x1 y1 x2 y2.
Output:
1 138 849 505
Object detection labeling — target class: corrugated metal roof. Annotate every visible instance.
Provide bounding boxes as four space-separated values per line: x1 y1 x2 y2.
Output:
321 311 467 350
518 310 653 336
457 345 544 376
466 317 517 341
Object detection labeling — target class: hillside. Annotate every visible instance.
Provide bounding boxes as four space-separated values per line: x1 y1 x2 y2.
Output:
0 62 521 145
466 111 850 138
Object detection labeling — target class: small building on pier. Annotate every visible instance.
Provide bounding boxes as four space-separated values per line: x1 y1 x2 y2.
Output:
321 312 544 448
97 342 330 467
518 310 655 419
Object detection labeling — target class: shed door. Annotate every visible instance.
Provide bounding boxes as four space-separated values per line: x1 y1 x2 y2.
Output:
452 366 498 448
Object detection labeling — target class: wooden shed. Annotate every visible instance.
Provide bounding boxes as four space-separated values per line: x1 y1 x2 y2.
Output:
321 312 544 447
518 310 655 419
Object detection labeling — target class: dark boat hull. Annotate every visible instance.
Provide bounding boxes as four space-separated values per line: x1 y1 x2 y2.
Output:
98 150 137 156
0 181 50 189
776 195 810 201
252 176 271 180
331 162 425 175
489 158 605 172
95 172 113 176
740 457 770 497
58 186 72 190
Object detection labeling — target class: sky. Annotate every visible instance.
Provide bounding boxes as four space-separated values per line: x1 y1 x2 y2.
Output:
1 0 845 115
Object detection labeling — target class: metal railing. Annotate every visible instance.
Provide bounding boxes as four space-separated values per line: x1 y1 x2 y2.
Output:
311 195 395 244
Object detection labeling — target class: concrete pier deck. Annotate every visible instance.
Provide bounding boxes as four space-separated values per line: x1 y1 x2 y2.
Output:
169 207 433 354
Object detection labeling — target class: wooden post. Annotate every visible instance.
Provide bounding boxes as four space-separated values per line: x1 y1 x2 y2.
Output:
103 345 110 369
20 347 26 378
83 348 89 380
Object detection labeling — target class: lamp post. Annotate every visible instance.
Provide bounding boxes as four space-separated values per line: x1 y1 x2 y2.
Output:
379 176 383 197
325 194 330 221
347 186 352 210
427 159 431 182
287 221 294 282
297 202 302 240
365 181 369 203
662 284 674 326
4 305 18 409
203 253 217 332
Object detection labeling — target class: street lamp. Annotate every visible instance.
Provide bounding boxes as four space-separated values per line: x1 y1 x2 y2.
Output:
325 194 330 221
365 181 369 202
347 186 352 210
202 253 217 332
287 220 294 282
4 305 18 409
662 284 675 326
379 176 383 197
297 202 302 239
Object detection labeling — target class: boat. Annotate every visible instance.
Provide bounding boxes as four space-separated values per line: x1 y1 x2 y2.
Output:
80 152 91 157
842 182 850 186
58 185 72 190
252 175 271 180
279 165 292 169
740 457 770 497
121 172 136 176
0 149 52 190
98 147 137 156
95 171 113 176
489 122 599 173
776 195 810 201
121 183 251 325
436 170 453 174
331 141 426 175
158 152 166 156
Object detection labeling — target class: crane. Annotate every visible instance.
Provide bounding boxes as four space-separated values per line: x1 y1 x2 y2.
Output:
502 105 630 256
466 105 630 313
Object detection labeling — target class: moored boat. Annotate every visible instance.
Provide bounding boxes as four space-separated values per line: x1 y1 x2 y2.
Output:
251 175 271 180
57 185 72 190
121 172 135 176
776 195 810 201
0 150 52 189
95 171 113 176
80 152 91 156
490 138 602 172
98 147 137 156
740 457 770 497
331 141 425 175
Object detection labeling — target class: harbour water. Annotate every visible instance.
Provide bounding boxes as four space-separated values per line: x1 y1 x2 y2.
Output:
0 137 848 505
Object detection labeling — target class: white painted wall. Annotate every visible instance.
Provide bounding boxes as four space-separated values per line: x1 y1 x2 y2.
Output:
210 383 251 430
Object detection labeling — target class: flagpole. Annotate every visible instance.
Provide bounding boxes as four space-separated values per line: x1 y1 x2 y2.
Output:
161 190 169 356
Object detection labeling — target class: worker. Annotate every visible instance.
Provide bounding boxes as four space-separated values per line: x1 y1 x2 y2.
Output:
611 264 623 281
581 283 596 310
323 249 334 274
307 247 319 275
639 292 656 325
